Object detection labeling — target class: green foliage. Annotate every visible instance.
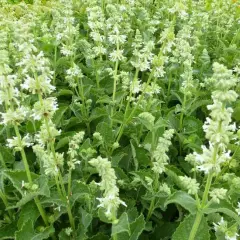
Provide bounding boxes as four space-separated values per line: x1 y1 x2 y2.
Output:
0 0 240 239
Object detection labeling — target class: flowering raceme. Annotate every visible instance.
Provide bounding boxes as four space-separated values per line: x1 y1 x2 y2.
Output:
89 156 126 221
187 63 238 175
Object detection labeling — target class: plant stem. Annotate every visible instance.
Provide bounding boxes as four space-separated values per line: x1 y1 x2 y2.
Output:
53 45 57 85
14 124 49 226
146 198 155 221
188 145 218 240
110 42 120 128
0 190 13 220
188 210 203 240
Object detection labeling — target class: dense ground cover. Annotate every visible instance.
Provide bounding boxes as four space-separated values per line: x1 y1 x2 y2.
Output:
0 0 240 239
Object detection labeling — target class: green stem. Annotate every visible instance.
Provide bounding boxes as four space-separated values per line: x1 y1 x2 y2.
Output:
147 198 155 221
37 91 75 230
188 145 218 240
188 210 203 240
53 45 57 85
7 97 48 226
68 169 72 197
110 43 120 128
0 190 13 220
179 94 187 132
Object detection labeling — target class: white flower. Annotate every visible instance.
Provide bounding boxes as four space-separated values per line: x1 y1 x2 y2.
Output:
194 144 231 174
210 188 228 204
35 120 61 146
32 97 58 120
7 134 33 151
179 176 199 195
1 106 29 125
108 34 127 45
152 129 174 174
68 131 85 170
21 75 55 95
109 49 126 62
89 156 126 221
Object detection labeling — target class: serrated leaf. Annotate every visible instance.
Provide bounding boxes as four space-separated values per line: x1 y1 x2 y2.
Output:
129 214 145 240
71 181 90 206
16 220 54 240
137 112 155 131
8 175 50 209
0 222 17 239
4 170 39 194
96 122 114 144
172 214 210 240
89 233 109 240
53 106 68 127
18 201 40 229
81 208 92 230
203 207 240 224
183 116 203 135
112 212 130 236
186 99 211 115
165 191 197 214
0 145 15 164
55 137 69 150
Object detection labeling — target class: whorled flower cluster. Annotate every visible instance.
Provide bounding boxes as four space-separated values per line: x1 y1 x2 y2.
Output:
89 156 126 222
186 63 238 175
152 129 174 174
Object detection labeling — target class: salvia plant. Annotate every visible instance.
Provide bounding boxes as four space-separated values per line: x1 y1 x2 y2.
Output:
0 0 240 239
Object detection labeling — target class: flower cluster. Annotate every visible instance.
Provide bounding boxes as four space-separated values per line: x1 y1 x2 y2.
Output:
89 156 126 221
187 63 238 175
152 129 174 174
67 131 85 170
179 176 199 195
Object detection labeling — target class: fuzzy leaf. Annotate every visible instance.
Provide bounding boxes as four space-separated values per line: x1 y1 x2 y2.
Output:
203 206 240 224
129 214 145 240
112 212 130 236
3 170 39 194
53 106 68 127
0 222 17 239
15 220 54 240
0 146 15 164
96 122 114 144
17 201 40 229
172 214 210 240
165 191 197 214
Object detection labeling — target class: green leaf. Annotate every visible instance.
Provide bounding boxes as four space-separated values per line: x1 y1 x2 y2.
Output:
89 233 109 240
18 201 40 229
112 212 130 236
172 214 210 240
96 122 114 144
165 191 197 214
183 116 203 135
55 137 69 150
137 112 155 131
3 170 39 194
71 181 90 205
16 220 54 240
0 222 17 239
81 208 92 230
8 175 50 209
70 102 83 121
53 106 68 127
129 214 145 240
0 146 15 164
203 207 240 224
186 99 211 115
56 89 73 96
